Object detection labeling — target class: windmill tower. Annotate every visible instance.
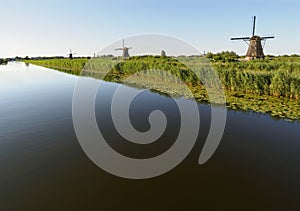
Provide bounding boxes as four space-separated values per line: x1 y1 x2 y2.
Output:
231 16 274 60
115 39 132 58
68 49 77 60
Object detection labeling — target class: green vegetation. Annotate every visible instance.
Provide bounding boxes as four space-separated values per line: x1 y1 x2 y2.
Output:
24 58 88 75
0 58 8 65
24 54 300 121
105 56 199 85
121 74 300 120
206 51 240 62
161 50 167 57
208 54 300 99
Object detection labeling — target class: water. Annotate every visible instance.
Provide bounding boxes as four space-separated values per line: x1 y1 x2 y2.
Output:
0 62 300 210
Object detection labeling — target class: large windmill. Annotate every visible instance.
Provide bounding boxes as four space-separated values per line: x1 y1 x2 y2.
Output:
231 16 274 60
115 39 132 58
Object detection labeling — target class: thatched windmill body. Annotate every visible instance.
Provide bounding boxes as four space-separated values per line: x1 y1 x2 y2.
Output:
115 39 132 58
231 16 274 60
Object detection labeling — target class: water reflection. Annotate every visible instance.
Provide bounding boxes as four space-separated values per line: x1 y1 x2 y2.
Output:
0 63 299 210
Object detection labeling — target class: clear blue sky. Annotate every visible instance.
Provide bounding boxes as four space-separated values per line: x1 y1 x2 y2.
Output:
1 0 299 58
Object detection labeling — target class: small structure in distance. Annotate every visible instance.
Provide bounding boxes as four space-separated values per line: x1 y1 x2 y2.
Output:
115 39 132 59
68 49 77 60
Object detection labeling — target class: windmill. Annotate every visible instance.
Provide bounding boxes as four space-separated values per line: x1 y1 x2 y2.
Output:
231 16 274 60
68 49 77 60
115 39 132 58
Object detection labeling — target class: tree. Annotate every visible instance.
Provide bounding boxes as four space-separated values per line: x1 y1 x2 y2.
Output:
206 51 239 62
206 52 213 59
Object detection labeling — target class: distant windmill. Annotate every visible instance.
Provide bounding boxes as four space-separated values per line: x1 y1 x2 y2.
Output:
115 39 132 58
68 49 77 60
231 16 274 60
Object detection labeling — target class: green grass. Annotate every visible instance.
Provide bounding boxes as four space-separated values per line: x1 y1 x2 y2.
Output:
24 55 300 121
24 58 88 75
184 55 300 99
0 59 8 65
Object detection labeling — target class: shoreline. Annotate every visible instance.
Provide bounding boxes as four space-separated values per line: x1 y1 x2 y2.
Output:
23 58 300 121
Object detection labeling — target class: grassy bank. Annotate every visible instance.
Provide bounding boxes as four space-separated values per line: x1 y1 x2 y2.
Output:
24 58 88 75
214 59 300 99
0 58 8 65
24 56 300 121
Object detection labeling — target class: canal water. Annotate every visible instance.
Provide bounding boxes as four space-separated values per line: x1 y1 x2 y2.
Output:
0 62 299 210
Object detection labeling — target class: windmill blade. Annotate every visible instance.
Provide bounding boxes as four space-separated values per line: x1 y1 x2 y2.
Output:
261 36 275 40
252 16 256 36
231 37 251 41
115 48 123 51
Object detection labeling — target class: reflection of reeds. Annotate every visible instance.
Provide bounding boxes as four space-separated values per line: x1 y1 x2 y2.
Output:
121 73 300 121
24 56 300 121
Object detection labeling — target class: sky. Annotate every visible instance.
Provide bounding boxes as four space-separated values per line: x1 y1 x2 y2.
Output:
0 0 299 58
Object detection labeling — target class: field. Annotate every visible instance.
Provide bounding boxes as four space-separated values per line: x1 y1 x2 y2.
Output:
24 54 300 121
211 57 300 99
0 58 8 65
24 58 88 75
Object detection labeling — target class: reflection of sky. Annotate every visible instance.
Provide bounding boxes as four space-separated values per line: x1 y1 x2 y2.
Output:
0 62 77 104
0 63 74 138
0 63 78 140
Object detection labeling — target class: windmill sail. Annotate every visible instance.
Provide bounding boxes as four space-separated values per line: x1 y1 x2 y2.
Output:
115 39 132 58
231 16 274 60
252 16 256 36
